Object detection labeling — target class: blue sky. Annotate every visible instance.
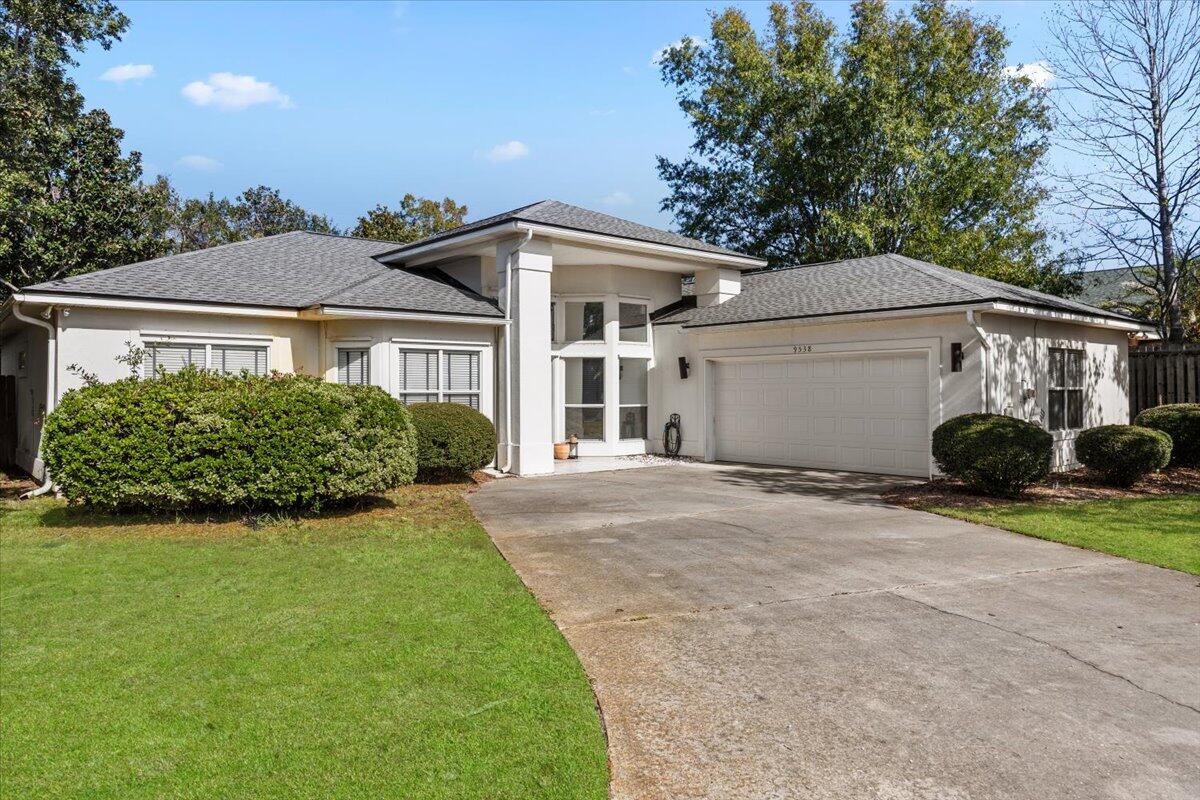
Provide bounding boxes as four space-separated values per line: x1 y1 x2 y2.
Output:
77 1 1057 232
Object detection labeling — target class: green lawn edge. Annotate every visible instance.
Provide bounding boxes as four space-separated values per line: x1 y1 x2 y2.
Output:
924 495 1200 576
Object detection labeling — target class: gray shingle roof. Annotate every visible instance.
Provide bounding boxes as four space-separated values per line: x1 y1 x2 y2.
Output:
654 254 1142 328
382 199 758 260
1070 266 1151 312
20 231 501 317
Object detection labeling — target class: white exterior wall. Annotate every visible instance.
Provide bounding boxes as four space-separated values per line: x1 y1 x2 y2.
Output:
982 313 1129 469
651 313 983 463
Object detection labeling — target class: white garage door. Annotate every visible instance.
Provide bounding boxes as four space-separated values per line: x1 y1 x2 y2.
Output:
713 351 931 477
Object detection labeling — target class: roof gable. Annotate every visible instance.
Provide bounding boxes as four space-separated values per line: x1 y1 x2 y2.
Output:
383 199 755 259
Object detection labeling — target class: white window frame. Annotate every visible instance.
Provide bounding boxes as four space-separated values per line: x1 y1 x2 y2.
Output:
1048 347 1085 431
617 356 650 441
389 341 485 409
335 346 371 386
140 334 272 378
563 356 605 441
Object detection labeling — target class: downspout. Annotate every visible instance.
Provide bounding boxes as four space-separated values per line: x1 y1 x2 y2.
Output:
966 309 991 414
501 228 534 473
10 300 57 498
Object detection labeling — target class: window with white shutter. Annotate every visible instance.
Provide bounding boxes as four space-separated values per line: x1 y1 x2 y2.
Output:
443 351 480 409
397 349 439 404
143 343 206 376
337 348 370 386
394 347 483 408
212 345 268 376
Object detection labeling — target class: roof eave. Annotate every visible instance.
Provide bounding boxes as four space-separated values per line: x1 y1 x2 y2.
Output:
308 305 507 325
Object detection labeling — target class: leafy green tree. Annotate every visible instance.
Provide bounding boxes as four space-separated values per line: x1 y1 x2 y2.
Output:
1 0 169 293
229 185 339 240
352 194 468 243
658 0 1071 293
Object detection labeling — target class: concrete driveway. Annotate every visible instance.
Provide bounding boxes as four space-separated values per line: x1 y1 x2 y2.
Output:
469 463 1200 800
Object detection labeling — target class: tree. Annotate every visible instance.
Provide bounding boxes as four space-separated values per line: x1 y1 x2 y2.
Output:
1049 0 1200 342
151 181 339 254
657 0 1070 293
1 0 169 294
352 194 468 243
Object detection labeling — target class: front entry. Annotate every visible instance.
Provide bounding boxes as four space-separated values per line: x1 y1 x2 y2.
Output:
712 351 931 477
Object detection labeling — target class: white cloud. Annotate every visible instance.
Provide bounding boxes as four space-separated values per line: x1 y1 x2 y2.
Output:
621 66 637 76
176 154 222 172
181 72 293 111
601 191 633 207
651 36 706 66
589 108 617 117
1003 60 1054 88
483 140 530 163
100 63 154 83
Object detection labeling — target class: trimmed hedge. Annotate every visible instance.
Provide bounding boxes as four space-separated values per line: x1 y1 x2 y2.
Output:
1075 425 1172 487
409 402 496 479
42 370 417 511
1134 403 1200 467
932 413 1052 497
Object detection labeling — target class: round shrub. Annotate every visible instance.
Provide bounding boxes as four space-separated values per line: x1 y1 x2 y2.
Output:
1134 403 1200 467
42 370 417 511
1075 425 1172 487
932 413 1052 497
408 402 496 479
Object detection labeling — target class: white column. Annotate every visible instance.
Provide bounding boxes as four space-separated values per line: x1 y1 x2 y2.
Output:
497 236 555 476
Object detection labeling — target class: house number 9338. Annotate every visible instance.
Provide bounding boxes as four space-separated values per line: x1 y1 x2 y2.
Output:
792 345 814 353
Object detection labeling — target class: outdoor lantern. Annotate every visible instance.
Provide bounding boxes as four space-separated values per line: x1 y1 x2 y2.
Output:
568 435 579 459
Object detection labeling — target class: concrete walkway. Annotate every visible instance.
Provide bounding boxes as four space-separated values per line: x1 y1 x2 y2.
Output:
469 463 1200 800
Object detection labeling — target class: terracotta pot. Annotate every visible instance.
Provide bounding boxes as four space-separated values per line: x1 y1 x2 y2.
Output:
553 442 571 460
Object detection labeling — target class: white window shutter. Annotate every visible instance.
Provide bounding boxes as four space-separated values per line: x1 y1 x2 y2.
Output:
443 352 479 392
144 344 205 375
398 350 438 392
338 349 369 385
212 345 268 376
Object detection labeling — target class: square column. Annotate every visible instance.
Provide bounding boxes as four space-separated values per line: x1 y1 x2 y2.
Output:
496 236 554 476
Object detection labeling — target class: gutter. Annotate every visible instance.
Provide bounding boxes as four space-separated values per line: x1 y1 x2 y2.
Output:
501 228 534 474
966 309 991 414
9 300 57 498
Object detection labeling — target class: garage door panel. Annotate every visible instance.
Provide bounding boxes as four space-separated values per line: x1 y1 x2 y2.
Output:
714 351 930 478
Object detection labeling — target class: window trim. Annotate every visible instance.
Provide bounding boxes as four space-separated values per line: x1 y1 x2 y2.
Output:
1047 347 1085 431
563 356 605 441
618 356 649 440
141 338 272 377
335 346 371 386
391 341 484 409
618 301 650 344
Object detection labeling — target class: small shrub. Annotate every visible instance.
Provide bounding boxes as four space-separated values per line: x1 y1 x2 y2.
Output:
1075 425 1172 487
932 413 1052 497
1134 403 1200 467
409 402 496 479
42 370 417 511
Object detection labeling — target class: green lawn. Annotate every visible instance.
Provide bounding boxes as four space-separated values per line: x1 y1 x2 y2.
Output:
929 495 1200 575
0 486 608 799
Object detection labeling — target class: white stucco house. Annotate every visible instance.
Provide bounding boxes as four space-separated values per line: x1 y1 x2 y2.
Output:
1 200 1152 483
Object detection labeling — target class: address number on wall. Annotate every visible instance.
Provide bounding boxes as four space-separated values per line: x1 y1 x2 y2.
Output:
792 345 814 353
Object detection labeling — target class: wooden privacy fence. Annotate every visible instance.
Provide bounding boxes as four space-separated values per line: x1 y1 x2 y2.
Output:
1129 342 1200 418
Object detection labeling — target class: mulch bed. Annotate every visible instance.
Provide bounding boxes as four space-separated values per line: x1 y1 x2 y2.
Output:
883 466 1200 510
1 469 39 501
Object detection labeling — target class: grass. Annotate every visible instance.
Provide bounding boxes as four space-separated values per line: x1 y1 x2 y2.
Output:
0 485 608 799
929 495 1200 575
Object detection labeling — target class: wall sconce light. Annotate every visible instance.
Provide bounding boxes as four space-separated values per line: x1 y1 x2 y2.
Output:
950 342 963 372
678 356 690 380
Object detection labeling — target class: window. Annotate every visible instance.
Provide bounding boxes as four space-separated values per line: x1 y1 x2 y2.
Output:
143 342 267 377
619 358 648 439
212 345 268 376
396 348 480 409
619 302 648 343
1048 348 1084 430
564 301 604 342
337 348 369 386
564 358 604 439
